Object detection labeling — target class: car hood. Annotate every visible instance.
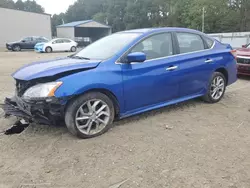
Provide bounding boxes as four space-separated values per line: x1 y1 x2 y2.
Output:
12 57 101 81
35 42 46 46
237 48 250 56
7 41 20 45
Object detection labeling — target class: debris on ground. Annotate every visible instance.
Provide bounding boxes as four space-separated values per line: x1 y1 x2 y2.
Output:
165 124 173 130
4 119 29 135
109 179 129 188
0 107 4 118
237 122 244 129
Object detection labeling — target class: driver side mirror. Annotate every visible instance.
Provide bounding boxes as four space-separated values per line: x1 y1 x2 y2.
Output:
127 52 146 63
21 40 26 43
242 45 247 48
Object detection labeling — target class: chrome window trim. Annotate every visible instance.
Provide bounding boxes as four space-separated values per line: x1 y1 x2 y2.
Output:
115 32 215 65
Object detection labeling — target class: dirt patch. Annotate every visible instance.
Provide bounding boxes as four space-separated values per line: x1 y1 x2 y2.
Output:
0 51 250 187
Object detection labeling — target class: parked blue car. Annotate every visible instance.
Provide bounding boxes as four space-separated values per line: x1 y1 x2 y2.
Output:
2 28 237 138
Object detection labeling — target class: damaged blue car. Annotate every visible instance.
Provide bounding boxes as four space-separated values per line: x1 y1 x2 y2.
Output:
1 28 237 138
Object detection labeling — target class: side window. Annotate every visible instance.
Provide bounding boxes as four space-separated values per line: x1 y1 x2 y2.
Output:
23 37 32 42
176 32 205 53
63 39 71 43
131 33 173 60
54 39 63 44
204 37 214 48
37 37 46 42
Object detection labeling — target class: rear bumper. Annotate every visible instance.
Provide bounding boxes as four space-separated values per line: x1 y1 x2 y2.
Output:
237 63 250 76
1 97 64 125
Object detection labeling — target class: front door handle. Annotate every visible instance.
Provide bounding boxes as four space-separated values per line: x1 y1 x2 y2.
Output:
205 59 213 63
166 66 178 71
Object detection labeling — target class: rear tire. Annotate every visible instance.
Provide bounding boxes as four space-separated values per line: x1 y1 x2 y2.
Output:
45 47 52 53
71 46 77 52
202 72 226 103
12 45 21 51
65 92 115 139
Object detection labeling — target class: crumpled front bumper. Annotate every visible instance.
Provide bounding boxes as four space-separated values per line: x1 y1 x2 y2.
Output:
1 97 65 125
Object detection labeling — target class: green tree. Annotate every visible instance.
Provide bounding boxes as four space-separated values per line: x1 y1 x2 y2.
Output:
21 0 44 13
50 0 250 35
15 0 25 11
51 13 65 36
0 0 15 9
0 0 44 14
179 0 241 33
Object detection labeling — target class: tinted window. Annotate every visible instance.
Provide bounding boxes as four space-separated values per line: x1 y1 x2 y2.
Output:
37 37 48 42
75 33 140 60
204 37 214 48
23 37 32 42
131 33 173 60
53 39 63 44
62 39 71 43
176 33 205 53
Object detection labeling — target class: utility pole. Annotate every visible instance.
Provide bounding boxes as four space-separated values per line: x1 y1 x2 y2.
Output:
202 7 205 33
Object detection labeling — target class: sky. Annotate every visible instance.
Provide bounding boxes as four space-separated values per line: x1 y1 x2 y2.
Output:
17 0 77 15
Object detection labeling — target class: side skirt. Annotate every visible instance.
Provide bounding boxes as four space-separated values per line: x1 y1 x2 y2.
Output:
119 93 204 119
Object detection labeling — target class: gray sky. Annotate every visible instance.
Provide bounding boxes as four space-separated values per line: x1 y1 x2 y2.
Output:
16 0 77 14
36 0 77 14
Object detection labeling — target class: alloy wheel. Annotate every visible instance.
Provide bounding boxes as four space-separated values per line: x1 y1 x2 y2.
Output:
210 76 225 100
75 99 111 135
13 46 20 51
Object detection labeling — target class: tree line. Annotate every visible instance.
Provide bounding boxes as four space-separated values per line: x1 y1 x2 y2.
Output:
0 0 44 13
1 0 250 36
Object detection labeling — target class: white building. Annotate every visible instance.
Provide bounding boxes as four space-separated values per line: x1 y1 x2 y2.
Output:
0 7 52 47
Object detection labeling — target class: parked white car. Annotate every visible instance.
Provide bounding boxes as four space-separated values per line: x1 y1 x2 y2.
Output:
34 38 78 53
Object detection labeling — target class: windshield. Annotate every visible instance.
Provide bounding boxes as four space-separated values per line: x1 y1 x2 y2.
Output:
74 33 140 60
247 44 250 48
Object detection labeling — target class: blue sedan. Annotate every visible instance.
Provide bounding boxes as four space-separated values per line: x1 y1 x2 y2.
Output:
2 27 237 138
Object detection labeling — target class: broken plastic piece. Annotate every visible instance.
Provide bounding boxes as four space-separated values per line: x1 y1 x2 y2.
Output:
4 119 29 135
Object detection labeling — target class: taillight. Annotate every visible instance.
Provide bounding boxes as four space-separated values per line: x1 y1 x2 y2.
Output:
231 50 237 59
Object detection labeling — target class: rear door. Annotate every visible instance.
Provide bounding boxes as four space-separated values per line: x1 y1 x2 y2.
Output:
51 39 63 51
61 39 72 51
174 32 215 98
30 37 39 48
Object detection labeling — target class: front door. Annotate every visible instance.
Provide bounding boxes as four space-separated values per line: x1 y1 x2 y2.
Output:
20 37 33 49
122 32 179 113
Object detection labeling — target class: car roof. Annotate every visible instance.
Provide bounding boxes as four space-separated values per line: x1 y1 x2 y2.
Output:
52 38 72 40
120 27 204 35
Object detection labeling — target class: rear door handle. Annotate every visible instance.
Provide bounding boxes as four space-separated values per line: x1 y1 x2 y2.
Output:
205 59 213 63
166 66 178 71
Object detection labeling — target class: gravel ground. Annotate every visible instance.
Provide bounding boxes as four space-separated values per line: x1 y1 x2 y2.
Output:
0 51 250 188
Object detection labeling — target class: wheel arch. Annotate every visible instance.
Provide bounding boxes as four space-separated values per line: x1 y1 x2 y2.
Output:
215 67 228 85
66 88 120 118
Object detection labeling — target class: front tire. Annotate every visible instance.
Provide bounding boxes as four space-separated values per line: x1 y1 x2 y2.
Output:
202 72 226 103
65 92 115 139
45 47 52 53
12 45 21 51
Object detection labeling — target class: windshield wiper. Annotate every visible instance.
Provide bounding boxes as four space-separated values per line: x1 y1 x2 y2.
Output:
68 55 90 60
